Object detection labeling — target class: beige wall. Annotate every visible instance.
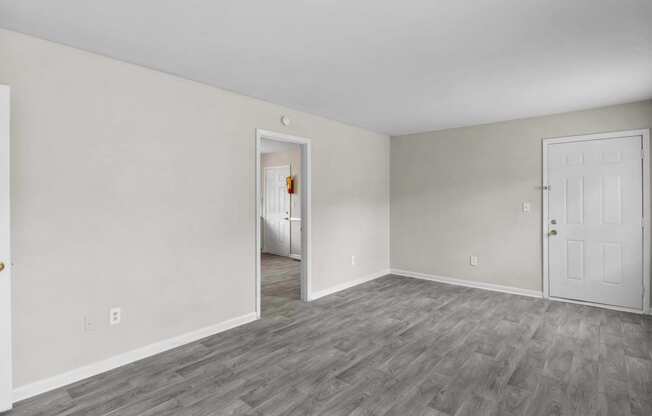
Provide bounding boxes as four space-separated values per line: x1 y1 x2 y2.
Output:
391 100 652 296
0 29 390 387
261 147 302 257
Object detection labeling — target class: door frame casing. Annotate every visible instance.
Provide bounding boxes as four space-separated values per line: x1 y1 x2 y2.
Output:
542 129 651 314
261 164 291 256
255 129 311 318
0 85 12 411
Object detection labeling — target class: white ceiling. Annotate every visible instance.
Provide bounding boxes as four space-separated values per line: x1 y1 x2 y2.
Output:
1 1 650 135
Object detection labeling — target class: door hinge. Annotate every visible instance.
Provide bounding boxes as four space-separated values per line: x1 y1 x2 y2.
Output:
642 218 647 228
542 185 551 191
642 148 646 160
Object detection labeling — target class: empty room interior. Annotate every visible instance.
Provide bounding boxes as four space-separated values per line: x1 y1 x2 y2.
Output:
0 2 651 416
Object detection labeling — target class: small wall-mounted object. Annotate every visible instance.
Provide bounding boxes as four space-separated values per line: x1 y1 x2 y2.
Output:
280 115 291 126
109 307 122 325
286 175 295 194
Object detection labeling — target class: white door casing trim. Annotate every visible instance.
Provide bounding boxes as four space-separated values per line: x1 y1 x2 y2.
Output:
255 129 312 317
0 85 12 411
542 129 651 314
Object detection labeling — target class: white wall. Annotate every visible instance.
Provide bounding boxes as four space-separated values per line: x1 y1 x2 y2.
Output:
260 147 302 257
391 100 652 295
0 29 390 387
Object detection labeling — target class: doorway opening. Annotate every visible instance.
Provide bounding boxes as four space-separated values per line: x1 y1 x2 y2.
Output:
255 129 311 318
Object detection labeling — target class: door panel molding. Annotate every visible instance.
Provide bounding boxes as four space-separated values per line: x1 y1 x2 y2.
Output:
542 129 651 314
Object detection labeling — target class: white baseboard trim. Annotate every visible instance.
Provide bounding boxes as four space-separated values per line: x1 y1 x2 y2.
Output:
13 311 258 403
310 269 390 301
390 269 543 299
289 254 302 261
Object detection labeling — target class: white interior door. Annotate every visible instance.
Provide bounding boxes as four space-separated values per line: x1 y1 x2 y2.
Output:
263 166 290 256
0 86 12 411
547 135 643 309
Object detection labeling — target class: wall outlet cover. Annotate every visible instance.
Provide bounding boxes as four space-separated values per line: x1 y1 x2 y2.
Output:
109 307 122 326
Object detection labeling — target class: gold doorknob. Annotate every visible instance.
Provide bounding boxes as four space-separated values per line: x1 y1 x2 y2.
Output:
0 262 4 272
549 230 558 236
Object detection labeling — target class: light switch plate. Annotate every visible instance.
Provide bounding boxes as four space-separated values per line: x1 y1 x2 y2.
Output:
470 255 478 266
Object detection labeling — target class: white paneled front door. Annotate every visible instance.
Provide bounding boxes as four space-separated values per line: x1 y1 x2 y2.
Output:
0 86 12 411
547 135 644 309
263 166 291 256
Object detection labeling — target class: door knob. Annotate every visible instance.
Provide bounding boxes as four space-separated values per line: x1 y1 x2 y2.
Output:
0 262 4 272
548 230 558 236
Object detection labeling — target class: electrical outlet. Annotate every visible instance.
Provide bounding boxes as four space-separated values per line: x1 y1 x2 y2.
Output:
351 256 356 266
469 255 479 266
83 315 95 332
109 307 121 326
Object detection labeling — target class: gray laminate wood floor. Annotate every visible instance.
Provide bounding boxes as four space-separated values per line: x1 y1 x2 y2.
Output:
6 273 652 416
261 253 301 310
